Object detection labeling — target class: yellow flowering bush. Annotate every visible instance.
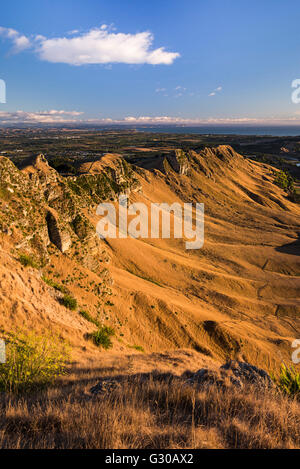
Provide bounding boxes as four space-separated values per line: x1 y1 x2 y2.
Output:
0 329 70 394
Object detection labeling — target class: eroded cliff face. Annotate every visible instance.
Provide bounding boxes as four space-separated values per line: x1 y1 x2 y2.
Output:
1 153 140 242
46 210 72 253
163 149 190 175
0 152 142 348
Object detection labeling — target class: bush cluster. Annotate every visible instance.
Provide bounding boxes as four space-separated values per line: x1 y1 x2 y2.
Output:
0 330 70 394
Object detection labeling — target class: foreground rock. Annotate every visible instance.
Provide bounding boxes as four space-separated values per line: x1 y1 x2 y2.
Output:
187 360 274 390
90 361 274 397
90 379 122 395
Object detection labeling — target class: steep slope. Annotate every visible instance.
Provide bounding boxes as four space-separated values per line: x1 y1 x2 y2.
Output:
0 147 299 368
104 146 300 367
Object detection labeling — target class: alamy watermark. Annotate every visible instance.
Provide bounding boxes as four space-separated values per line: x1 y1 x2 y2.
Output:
96 195 204 250
0 339 6 364
0 79 6 104
291 339 300 364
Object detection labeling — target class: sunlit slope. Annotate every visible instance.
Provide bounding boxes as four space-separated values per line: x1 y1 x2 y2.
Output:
104 146 300 366
0 146 299 368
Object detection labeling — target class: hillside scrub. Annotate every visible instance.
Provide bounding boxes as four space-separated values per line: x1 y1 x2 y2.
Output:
89 326 115 349
274 170 295 194
0 330 70 394
19 254 39 269
61 294 78 311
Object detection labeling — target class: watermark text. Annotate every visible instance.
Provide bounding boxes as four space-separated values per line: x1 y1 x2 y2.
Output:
96 195 204 250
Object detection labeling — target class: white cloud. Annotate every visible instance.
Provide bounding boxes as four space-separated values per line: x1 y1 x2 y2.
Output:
0 27 31 52
2 111 300 126
209 86 222 97
0 25 180 66
94 116 300 125
0 110 84 124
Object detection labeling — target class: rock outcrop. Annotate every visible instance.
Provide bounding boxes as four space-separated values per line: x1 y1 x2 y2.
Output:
46 210 72 253
186 361 274 390
163 149 190 175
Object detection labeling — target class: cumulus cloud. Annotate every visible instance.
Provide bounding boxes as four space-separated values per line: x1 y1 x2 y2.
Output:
0 110 84 124
0 27 31 52
93 116 300 125
1 111 298 126
0 25 180 65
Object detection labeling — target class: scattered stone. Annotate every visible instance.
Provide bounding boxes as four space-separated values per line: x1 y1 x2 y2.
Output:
90 379 121 395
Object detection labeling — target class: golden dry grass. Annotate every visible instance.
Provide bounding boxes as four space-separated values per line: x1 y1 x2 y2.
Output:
0 357 299 449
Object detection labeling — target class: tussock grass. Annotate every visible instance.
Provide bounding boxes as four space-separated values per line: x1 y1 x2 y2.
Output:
0 363 299 449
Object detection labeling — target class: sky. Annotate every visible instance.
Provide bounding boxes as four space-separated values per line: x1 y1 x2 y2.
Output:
1 0 300 125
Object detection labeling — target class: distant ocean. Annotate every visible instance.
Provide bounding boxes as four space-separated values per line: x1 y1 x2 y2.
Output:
6 123 300 137
126 125 300 137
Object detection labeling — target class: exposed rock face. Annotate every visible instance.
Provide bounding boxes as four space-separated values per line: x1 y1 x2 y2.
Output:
220 360 274 388
163 149 190 175
175 149 190 175
0 153 141 260
46 210 72 253
73 153 142 202
186 361 274 390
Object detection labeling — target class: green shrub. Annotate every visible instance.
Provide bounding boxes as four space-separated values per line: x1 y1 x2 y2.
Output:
272 364 300 399
274 170 295 193
89 326 115 350
19 253 39 269
0 330 70 394
42 275 68 294
61 294 77 311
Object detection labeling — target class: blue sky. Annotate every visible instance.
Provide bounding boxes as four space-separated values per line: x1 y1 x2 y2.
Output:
0 0 300 124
